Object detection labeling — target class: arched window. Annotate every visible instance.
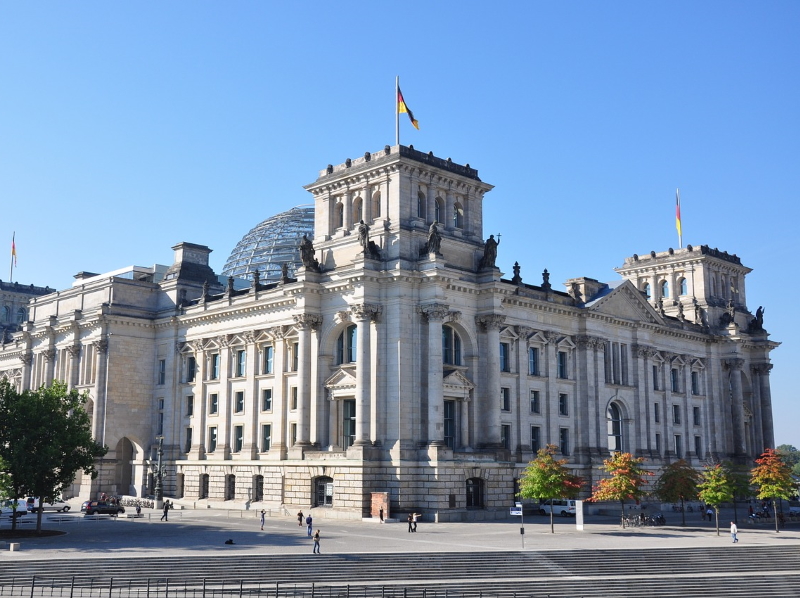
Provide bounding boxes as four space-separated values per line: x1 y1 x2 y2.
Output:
372 191 381 218
607 403 623 452
336 325 357 364
335 202 344 229
678 277 687 296
434 197 443 223
453 202 464 229
1 306 9 322
660 280 669 299
442 325 462 366
466 477 484 508
417 191 426 218
353 197 363 223
642 283 651 300
15 307 26 323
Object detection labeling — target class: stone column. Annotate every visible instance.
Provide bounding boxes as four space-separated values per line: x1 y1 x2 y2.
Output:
217 336 232 459
43 348 56 386
67 344 81 391
421 304 449 445
634 345 654 456
293 313 322 451
351 303 380 445
91 338 109 445
188 341 206 459
343 190 353 231
756 364 775 450
244 332 260 459
20 352 33 392
724 359 747 456
574 335 594 461
475 314 505 447
427 183 436 225
459 397 471 450
445 191 454 231
363 183 372 223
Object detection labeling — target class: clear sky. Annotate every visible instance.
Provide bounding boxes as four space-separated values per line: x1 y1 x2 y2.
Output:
2 2 798 447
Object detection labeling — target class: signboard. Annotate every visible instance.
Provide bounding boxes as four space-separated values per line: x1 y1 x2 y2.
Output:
510 502 523 516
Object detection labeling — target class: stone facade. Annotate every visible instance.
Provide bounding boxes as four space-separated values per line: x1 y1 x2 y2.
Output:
0 145 779 520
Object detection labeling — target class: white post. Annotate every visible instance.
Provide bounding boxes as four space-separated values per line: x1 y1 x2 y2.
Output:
395 76 400 147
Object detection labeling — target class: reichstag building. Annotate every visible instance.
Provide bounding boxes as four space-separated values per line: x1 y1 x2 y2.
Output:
0 145 778 521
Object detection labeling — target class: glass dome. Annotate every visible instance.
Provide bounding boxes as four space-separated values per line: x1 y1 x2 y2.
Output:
221 205 315 283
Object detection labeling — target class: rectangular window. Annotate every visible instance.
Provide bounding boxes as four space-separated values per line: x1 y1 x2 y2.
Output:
559 393 569 416
208 426 218 453
691 371 700 395
499 342 510 372
187 356 196 382
210 353 220 379
529 390 540 414
558 351 568 379
671 368 680 393
262 389 273 412
261 424 272 452
235 350 246 377
290 423 297 446
652 365 659 391
209 393 218 415
674 434 682 459
693 406 701 427
186 396 194 416
501 424 511 450
185 427 192 453
263 346 274 374
620 343 628 385
158 359 166 385
501 387 511 412
233 425 244 453
528 347 539 376
654 402 660 423
291 387 298 410
291 342 299 372
694 435 702 459
531 426 541 453
444 400 456 449
673 404 681 425
157 411 164 436
655 433 661 454
234 391 244 414
342 399 356 450
559 428 570 456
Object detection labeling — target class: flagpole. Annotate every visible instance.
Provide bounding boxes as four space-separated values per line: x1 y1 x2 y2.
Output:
395 76 400 147
676 189 682 249
10 232 15 281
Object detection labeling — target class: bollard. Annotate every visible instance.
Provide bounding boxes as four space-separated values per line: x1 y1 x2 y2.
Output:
9 543 20 551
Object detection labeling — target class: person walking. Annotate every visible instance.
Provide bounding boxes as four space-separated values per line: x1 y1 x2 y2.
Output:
730 521 738 543
161 500 170 522
312 529 321 554
379 508 384 523
306 513 313 537
412 512 420 532
297 510 304 527
260 509 266 530
135 503 142 518
407 513 413 533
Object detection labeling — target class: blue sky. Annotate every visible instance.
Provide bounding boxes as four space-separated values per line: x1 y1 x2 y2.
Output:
2 2 798 447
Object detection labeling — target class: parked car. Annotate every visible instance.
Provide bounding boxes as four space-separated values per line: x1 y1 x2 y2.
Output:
26 497 71 512
80 501 125 516
539 499 577 517
1 499 28 518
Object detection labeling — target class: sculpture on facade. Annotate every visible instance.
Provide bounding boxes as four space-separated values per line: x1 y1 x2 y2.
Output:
357 219 381 259
478 234 499 269
720 299 736 326
427 222 442 254
299 234 320 272
747 305 765 333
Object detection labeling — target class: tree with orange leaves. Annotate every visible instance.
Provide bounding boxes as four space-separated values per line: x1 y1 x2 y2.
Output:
750 448 795 533
589 452 653 528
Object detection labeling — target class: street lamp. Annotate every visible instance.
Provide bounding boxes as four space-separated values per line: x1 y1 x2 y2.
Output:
153 436 166 508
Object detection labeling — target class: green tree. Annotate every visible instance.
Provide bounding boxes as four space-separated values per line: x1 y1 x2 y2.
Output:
0 380 106 533
589 452 653 528
654 459 700 526
776 444 800 478
750 448 795 533
698 464 734 536
519 445 583 533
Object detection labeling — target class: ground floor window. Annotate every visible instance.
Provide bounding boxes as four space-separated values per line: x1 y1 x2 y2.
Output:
466 477 484 508
315 476 334 507
253 475 264 501
226 475 235 500
199 474 209 499
444 400 456 449
342 399 356 450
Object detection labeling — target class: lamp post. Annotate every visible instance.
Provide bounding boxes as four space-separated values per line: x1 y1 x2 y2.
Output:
153 436 165 509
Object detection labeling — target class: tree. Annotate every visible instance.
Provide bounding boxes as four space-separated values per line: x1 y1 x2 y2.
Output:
776 444 800 478
519 444 583 533
589 452 652 528
654 460 700 526
0 380 106 534
750 448 795 533
698 464 734 536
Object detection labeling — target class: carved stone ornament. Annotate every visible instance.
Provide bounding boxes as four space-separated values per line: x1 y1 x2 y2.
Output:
723 358 745 371
20 352 33 366
474 314 506 330
335 310 352 324
515 326 535 340
92 339 108 354
42 348 57 362
66 344 82 357
420 303 450 322
575 335 600 349
544 331 561 345
243 330 257 345
446 310 462 323
294 313 323 330
190 339 205 354
217 334 232 349
350 303 382 322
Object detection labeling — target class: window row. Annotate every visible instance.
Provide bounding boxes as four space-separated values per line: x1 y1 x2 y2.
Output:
641 277 689 300
180 344 296 383
184 388 290 417
653 366 704 395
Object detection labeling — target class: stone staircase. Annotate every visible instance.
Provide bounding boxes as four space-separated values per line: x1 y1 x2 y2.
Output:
1 546 799 596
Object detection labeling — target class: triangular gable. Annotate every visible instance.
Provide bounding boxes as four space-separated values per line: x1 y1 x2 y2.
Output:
586 280 664 324
691 358 705 370
499 326 518 339
324 367 357 392
557 336 576 350
652 351 666 364
671 355 686 367
443 369 475 395
528 331 548 345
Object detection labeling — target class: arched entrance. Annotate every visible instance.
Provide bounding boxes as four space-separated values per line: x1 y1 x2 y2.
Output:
114 438 134 496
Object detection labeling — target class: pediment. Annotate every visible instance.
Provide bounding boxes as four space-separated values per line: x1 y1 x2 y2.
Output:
443 369 474 394
325 367 357 391
587 281 664 324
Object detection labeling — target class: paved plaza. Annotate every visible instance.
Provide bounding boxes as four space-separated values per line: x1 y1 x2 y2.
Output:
2 506 799 560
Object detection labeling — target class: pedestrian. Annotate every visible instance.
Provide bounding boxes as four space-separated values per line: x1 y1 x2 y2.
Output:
306 513 313 537
706 507 713 522
379 508 384 523
407 513 413 533
312 529 321 554
135 503 141 517
297 510 304 527
161 500 170 522
412 512 420 532
260 509 266 530
730 521 738 543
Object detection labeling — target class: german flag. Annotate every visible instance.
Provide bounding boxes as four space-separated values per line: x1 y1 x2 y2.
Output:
675 189 682 237
397 88 419 130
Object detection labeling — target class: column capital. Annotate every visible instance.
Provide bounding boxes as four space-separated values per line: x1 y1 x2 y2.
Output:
575 335 601 349
350 303 382 322
42 348 57 362
474 313 506 330
66 344 82 357
633 343 656 358
293 313 323 331
92 339 108 354
419 303 450 322
723 358 745 371
515 325 535 339
20 352 33 367
750 362 773 375
543 331 560 345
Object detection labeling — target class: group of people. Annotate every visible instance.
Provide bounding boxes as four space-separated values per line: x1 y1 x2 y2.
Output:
407 512 421 533
293 510 321 553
